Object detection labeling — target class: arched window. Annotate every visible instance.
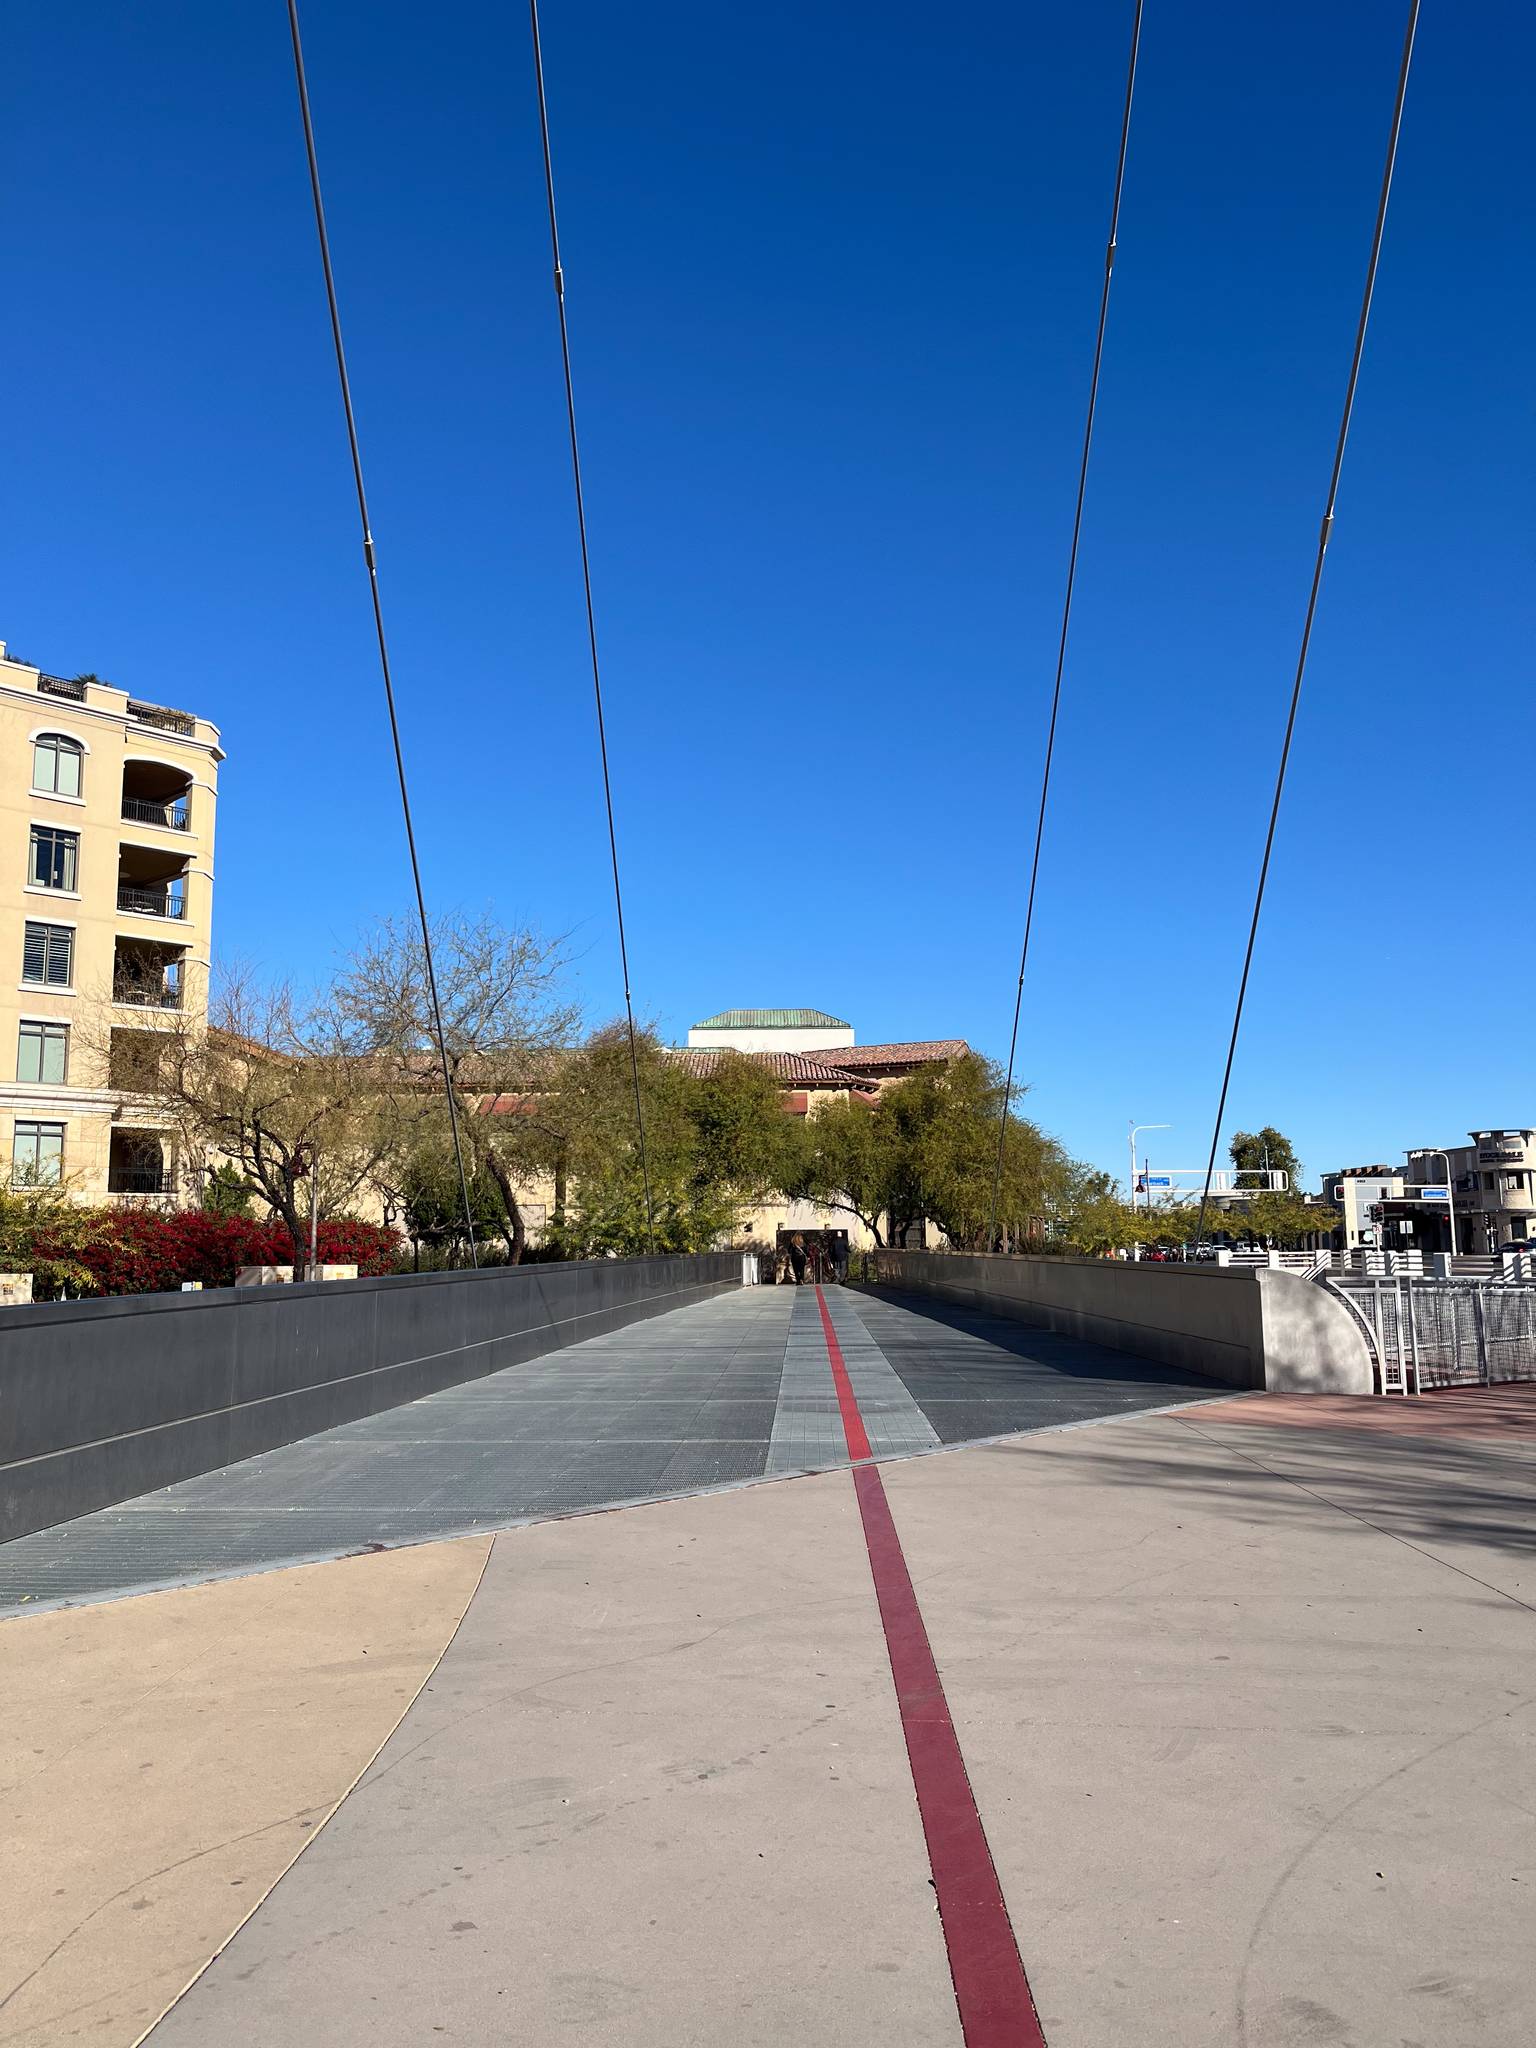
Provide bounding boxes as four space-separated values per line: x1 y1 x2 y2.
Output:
33 733 84 798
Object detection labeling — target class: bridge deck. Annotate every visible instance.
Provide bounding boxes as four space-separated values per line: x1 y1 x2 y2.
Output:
0 1283 1224 1613
5 1289 1532 2048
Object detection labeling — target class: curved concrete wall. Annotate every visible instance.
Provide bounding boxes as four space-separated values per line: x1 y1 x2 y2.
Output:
865 1251 1374 1398
0 1254 740 1544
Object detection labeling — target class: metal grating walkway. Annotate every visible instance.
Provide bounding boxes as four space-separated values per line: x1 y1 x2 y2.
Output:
0 1285 1228 1613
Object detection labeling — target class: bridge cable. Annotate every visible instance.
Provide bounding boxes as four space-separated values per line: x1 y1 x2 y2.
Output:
527 0 657 1254
1194 0 1419 1250
285 0 480 1267
987 0 1144 1251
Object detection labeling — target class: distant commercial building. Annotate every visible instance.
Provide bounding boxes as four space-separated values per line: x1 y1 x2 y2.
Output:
1320 1165 1407 1250
0 640 221 1204
1322 1130 1535 1254
1408 1131 1535 1253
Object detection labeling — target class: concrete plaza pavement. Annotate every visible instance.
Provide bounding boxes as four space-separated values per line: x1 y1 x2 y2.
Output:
1 1285 1532 2046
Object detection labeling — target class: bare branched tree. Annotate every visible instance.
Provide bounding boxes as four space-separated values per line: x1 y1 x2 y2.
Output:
102 963 418 1278
336 913 578 1262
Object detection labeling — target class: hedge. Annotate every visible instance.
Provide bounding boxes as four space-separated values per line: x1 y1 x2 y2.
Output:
29 1210 402 1297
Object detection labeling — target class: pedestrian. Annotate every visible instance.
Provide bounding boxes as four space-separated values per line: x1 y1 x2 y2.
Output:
788 1233 807 1285
831 1235 849 1283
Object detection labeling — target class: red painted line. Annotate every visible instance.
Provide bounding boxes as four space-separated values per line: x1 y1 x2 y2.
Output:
814 1284 872 1461
814 1287 1046 2048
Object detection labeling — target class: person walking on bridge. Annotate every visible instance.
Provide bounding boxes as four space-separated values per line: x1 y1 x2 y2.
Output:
788 1234 807 1286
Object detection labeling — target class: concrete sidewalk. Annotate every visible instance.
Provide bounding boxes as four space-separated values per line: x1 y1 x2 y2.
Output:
2 1302 1531 2047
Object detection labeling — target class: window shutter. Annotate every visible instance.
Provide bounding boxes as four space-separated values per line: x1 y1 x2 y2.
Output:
23 926 46 982
49 927 72 985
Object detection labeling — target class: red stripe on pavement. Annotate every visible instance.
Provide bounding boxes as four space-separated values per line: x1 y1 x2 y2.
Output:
814 1284 872 1461
814 1287 1046 2048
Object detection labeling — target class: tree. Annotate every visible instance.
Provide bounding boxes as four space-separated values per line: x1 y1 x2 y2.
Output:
785 1053 1070 1251
397 1142 508 1264
517 1031 794 1257
1054 1167 1144 1256
1212 1189 1327 1248
784 1093 897 1245
1229 1127 1304 1193
0 1182 100 1297
892 1055 1070 1251
337 912 578 1263
104 965 412 1279
202 1161 258 1218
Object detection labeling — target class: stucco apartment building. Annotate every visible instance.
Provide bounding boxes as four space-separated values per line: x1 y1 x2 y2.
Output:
0 639 221 1202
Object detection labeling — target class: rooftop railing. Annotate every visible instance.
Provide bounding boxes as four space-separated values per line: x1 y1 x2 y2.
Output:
37 673 87 701
127 700 196 736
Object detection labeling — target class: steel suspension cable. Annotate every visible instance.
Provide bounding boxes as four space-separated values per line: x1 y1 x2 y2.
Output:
527 0 657 1255
1194 0 1419 1250
285 0 480 1267
987 0 1144 1251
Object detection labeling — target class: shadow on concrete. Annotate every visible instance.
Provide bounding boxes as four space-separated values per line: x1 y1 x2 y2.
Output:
853 1285 1229 1445
1004 1414 1536 1570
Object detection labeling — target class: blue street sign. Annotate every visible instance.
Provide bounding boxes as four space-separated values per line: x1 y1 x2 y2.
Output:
1145 1175 1172 1188
1420 1185 1448 1200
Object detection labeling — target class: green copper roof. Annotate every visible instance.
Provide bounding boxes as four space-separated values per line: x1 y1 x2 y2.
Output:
692 1008 851 1031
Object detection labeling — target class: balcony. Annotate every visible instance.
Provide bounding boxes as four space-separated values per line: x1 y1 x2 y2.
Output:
122 794 190 831
128 700 196 736
37 673 87 701
108 1165 178 1196
117 882 187 920
118 841 191 925
122 757 195 835
114 938 186 1011
108 1132 176 1202
113 979 183 1010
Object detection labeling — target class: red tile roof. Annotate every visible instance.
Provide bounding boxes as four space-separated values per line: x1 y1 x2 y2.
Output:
670 1049 865 1086
802 1039 969 1069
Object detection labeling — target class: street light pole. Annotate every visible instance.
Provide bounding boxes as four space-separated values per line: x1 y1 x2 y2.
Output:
1128 1122 1171 1256
1419 1147 1458 1258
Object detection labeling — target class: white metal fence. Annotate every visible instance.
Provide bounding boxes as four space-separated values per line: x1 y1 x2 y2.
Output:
1329 1276 1536 1392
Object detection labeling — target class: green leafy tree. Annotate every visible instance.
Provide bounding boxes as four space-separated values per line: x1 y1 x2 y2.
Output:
398 1142 510 1263
1214 1189 1327 1248
1229 1127 1304 1193
786 1053 1068 1251
202 1162 259 1218
784 1093 899 1245
0 1182 100 1297
1054 1167 1144 1255
529 1031 792 1257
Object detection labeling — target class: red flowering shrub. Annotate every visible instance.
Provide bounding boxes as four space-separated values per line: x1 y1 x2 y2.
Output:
28 1208 403 1296
313 1218 401 1277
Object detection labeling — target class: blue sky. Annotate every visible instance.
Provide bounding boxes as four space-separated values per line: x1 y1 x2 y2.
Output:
4 2 1530 1190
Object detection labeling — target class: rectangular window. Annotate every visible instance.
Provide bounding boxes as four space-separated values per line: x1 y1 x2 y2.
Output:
32 736 83 797
17 1021 68 1085
28 825 79 892
11 1120 65 1187
21 922 74 988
